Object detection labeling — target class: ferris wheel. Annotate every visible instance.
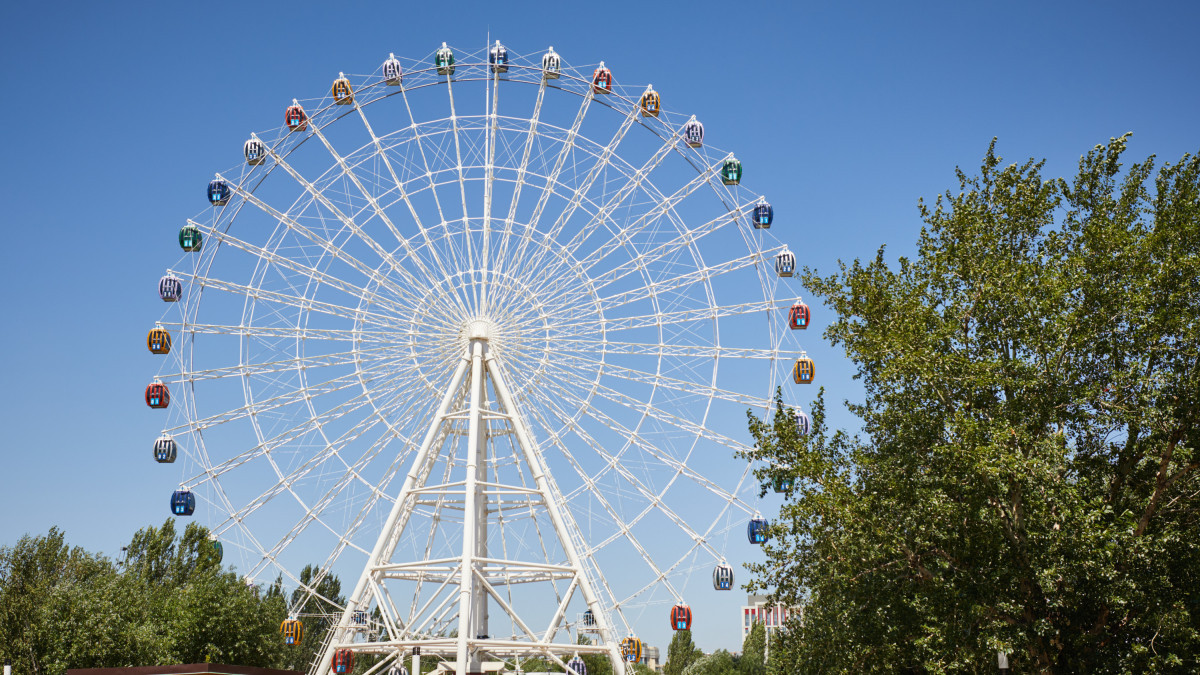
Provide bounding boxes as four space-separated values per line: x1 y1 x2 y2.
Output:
145 40 813 675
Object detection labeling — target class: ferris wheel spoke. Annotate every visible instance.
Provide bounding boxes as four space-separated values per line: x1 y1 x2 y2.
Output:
592 248 766 314
554 339 788 361
531 363 757 517
513 107 639 285
443 72 476 308
166 343 408 384
491 78 548 291
547 297 787 335
168 322 400 344
544 352 768 409
168 369 369 434
550 167 739 296
353 104 460 291
220 179 457 316
507 87 595 277
521 393 683 605
171 269 398 329
532 123 686 290
239 147 418 299
302 122 466 311
189 220 420 318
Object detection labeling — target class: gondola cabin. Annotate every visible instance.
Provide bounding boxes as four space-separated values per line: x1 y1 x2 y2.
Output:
748 515 769 544
566 656 586 675
670 603 692 631
170 489 195 516
179 224 202 252
352 609 368 624
383 53 403 85
713 563 734 590
159 274 182 302
153 434 177 463
281 618 304 645
146 380 170 409
332 649 354 674
794 408 811 436
683 119 704 148
332 73 354 105
388 666 408 675
639 85 661 118
435 42 455 75
582 608 597 629
619 636 643 662
208 179 230 206
793 352 815 384
592 62 612 94
772 476 794 493
147 325 171 354
207 537 223 564
721 157 742 185
542 46 561 79
789 300 810 329
775 247 795 278
753 199 773 228
490 40 508 73
285 104 308 132
244 138 266 166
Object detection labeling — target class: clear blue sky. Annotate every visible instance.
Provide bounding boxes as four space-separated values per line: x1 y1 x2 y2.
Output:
1 0 1197 655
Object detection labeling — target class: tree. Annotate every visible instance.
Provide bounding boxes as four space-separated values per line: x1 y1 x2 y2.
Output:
738 623 765 675
743 136 1200 671
576 634 613 675
681 650 737 675
663 630 701 675
279 564 345 671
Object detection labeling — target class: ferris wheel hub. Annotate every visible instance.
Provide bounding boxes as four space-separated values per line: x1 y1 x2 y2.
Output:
463 317 497 342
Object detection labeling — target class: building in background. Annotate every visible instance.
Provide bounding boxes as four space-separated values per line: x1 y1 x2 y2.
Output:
740 594 802 639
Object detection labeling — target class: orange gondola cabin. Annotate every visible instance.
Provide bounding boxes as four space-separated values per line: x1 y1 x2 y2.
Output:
592 62 613 94
147 325 171 354
332 649 354 674
793 352 815 384
285 103 308 132
789 300 810 329
281 618 304 645
670 603 692 631
146 380 170 408
620 635 643 662
639 85 660 117
332 73 354 105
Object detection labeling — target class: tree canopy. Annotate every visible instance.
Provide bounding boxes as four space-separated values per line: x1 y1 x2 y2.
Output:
743 136 1200 672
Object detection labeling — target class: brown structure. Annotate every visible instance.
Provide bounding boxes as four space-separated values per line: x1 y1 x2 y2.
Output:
68 664 302 675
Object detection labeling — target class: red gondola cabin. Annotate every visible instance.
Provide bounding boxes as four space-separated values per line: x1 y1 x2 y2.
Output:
285 104 308 132
789 301 810 329
670 603 692 631
592 62 613 94
332 649 354 674
146 380 170 408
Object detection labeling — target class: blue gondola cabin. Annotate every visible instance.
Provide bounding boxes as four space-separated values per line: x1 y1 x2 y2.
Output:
208 179 230 206
170 489 195 516
753 199 773 228
748 516 769 544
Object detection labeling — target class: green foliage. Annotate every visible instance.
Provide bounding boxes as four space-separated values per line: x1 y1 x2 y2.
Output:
576 633 613 675
743 136 1200 672
681 650 737 675
738 623 765 675
663 630 702 675
0 520 339 673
